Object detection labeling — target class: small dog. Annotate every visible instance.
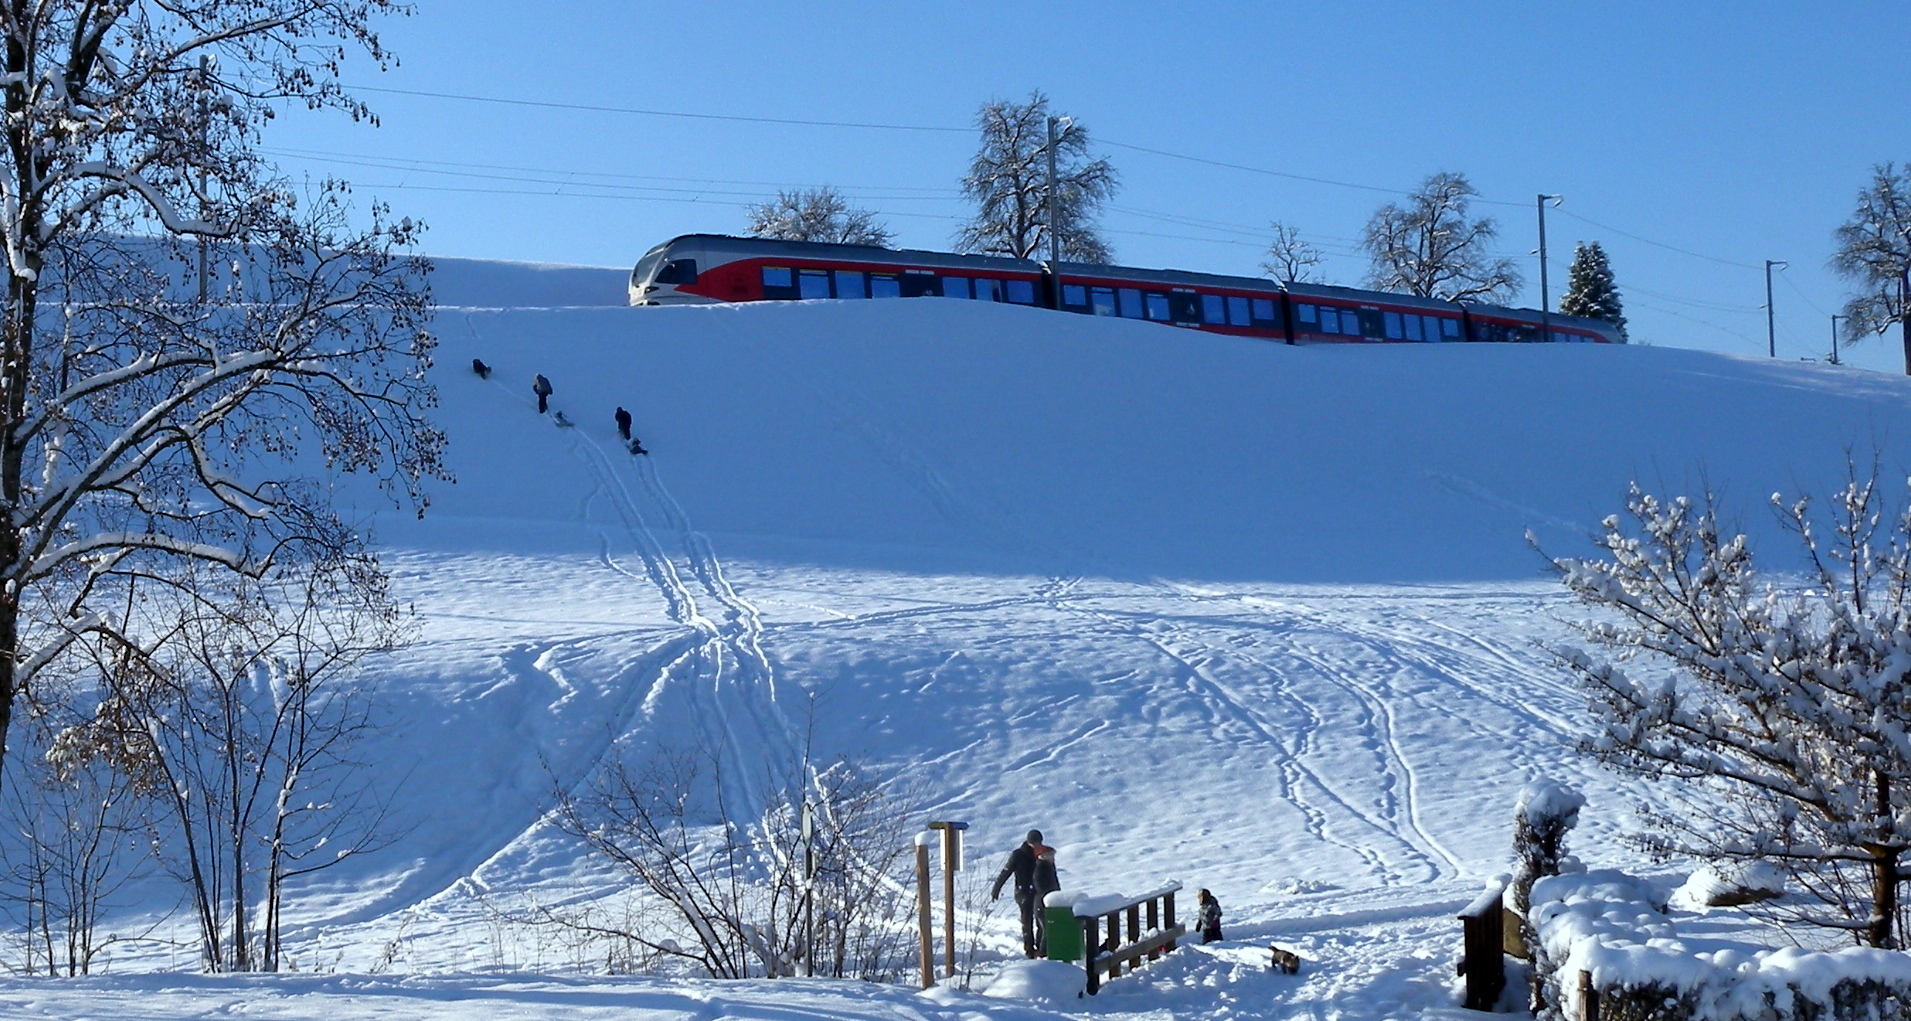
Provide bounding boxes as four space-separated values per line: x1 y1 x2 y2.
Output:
472 358 492 379
1269 946 1300 975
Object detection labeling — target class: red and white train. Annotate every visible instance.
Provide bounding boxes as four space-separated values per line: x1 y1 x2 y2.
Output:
628 234 1625 346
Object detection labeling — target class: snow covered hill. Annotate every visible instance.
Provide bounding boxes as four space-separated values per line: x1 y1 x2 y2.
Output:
20 284 1911 1020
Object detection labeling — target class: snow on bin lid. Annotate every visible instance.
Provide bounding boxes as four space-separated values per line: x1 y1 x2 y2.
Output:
1043 891 1081 909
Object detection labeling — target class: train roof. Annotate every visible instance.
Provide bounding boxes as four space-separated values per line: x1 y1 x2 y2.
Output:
1282 281 1457 313
1050 260 1284 294
654 234 1041 273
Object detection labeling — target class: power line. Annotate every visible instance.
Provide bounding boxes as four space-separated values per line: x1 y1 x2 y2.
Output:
335 80 1775 278
263 144 966 195
341 82 972 134
1553 209 1761 271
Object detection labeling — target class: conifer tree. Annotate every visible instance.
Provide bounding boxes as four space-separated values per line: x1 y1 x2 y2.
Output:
1558 241 1628 339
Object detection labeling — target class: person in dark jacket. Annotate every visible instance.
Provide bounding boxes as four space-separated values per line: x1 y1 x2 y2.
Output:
991 829 1048 958
1030 846 1061 955
532 373 553 414
1195 888 1223 943
614 406 633 440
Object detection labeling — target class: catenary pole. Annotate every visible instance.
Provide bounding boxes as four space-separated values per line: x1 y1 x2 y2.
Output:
1537 194 1561 340
1765 260 1788 358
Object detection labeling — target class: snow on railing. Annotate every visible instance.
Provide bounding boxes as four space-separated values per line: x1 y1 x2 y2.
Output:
1055 881 1185 995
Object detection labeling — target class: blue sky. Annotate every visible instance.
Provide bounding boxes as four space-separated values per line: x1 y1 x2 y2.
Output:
266 1 1910 370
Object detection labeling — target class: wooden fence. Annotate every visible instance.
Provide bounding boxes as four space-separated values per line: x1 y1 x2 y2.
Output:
1077 883 1186 995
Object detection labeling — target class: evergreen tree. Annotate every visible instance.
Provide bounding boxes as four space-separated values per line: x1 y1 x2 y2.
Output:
1558 241 1628 339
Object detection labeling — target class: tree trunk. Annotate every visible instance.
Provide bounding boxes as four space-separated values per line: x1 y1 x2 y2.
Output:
1870 846 1899 948
1899 271 1909 376
1872 770 1901 948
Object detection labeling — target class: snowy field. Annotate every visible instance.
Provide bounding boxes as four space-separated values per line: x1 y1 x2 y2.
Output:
11 275 1911 1019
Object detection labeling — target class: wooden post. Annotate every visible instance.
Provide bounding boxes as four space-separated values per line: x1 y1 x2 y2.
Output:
1105 914 1119 979
1579 970 1598 1021
1125 905 1141 973
1458 879 1508 1011
1082 916 1100 995
941 851 956 977
1146 898 1161 960
915 841 933 989
927 821 966 979
1164 890 1178 952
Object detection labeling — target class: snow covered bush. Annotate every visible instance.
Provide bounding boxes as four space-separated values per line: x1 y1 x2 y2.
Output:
1511 780 1585 916
1542 469 1911 947
1528 870 1911 1021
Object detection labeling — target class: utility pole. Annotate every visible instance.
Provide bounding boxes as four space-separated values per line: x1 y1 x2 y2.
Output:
1537 195 1561 343
1765 260 1788 358
1830 313 1845 365
1045 116 1063 308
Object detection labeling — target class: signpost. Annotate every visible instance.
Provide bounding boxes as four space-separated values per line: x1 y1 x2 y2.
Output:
926 821 967 979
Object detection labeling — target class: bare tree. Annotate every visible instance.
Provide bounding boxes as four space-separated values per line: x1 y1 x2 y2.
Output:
1830 163 1911 375
0 735 155 975
553 745 918 981
0 1 444 801
1541 466 1911 948
746 187 893 247
1261 221 1325 284
1361 172 1521 302
955 91 1118 263
47 545 407 972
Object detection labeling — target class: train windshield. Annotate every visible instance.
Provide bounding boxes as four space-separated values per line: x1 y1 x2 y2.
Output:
632 243 671 286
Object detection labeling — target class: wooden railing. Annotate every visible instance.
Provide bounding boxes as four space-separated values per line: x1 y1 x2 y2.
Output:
1075 882 1186 995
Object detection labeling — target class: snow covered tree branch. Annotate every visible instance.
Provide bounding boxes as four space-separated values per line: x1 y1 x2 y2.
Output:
0 2 442 827
1540 463 1911 947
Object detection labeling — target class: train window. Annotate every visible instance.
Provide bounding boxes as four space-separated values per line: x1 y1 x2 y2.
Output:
1296 303 1318 325
1227 295 1251 325
899 274 940 298
1251 298 1276 323
1063 284 1088 306
870 275 901 298
942 276 971 298
1357 310 1386 339
1346 310 1367 335
835 271 867 299
655 258 699 285
1318 307 1339 333
1383 312 1403 340
1404 315 1423 341
1169 292 1203 323
1201 294 1226 324
1145 293 1171 320
1091 287 1117 316
799 270 831 299
1119 288 1144 318
975 278 1002 302
762 266 793 289
1006 279 1036 304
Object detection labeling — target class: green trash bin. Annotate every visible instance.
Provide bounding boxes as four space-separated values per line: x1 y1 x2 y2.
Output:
1044 904 1084 962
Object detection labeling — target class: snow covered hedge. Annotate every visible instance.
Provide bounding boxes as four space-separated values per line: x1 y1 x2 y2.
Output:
1528 871 1911 1021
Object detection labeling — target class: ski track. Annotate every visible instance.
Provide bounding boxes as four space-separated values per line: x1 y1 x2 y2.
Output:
468 316 799 819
